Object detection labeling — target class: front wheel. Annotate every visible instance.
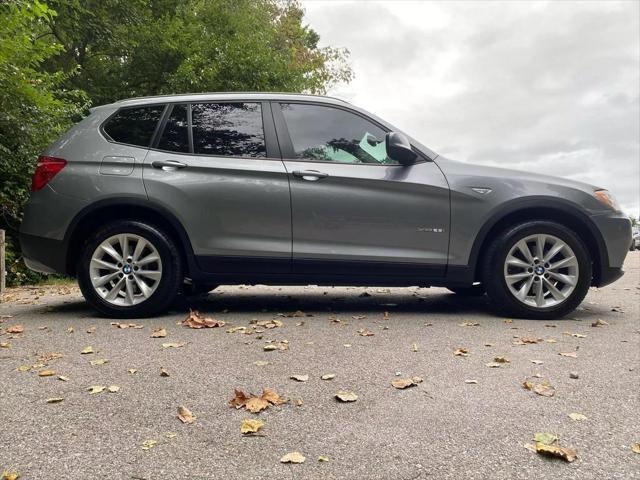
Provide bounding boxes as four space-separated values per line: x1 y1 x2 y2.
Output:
482 221 591 320
78 220 182 318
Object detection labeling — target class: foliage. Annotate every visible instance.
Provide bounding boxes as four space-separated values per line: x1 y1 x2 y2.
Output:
0 0 352 286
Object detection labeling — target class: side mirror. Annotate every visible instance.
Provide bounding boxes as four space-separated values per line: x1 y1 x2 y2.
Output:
386 132 417 166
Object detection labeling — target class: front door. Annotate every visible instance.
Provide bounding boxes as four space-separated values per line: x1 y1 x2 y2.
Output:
143 101 291 273
272 102 450 278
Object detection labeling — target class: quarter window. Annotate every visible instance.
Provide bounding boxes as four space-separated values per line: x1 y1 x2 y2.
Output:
191 103 265 157
280 103 394 165
157 104 189 153
103 105 164 147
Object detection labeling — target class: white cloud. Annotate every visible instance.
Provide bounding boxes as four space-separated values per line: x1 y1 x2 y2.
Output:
303 0 640 215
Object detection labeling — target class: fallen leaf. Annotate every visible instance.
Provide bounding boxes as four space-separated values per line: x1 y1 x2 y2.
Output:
494 356 510 363
318 455 329 462
67 327 74 333
107 385 120 393
335 390 358 402
391 377 423 389
485 362 501 368
295 398 304 407
411 343 419 352
280 451 306 464
229 388 287 413
559 352 578 358
38 369 56 377
263 344 278 351
261 388 287 405
46 397 64 404
245 397 270 413
16 365 31 372
321 373 336 380
290 374 309 382
352 315 367 320
80 346 94 354
525 380 556 397
465 379 478 384
254 360 270 366
6 325 24 334
568 412 587 421
592 318 609 327
253 319 284 329
162 342 185 349
151 328 167 338
632 443 640 454
177 406 196 424
459 321 480 327
128 368 138 374
454 347 469 357
88 385 105 394
86 326 96 334
534 432 558 445
1 472 19 480
57 375 69 382
160 367 170 377
513 336 541 345
240 418 264 434
535 442 577 462
90 358 109 366
140 439 158 450
0 342 10 348
182 309 225 329
358 328 375 336
531 360 544 365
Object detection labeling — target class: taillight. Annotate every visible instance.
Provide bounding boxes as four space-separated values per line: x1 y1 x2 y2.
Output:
31 155 67 192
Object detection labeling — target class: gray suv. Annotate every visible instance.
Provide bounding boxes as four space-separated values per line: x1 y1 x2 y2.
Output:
20 93 631 319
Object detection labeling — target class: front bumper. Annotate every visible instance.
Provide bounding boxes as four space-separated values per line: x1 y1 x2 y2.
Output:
20 232 67 275
589 211 631 287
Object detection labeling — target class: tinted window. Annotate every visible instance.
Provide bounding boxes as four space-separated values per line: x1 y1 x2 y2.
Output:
158 104 189 153
192 103 265 157
280 103 394 165
103 105 164 147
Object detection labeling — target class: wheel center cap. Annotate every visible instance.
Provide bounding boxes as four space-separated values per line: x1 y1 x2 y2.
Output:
122 265 132 275
534 265 545 275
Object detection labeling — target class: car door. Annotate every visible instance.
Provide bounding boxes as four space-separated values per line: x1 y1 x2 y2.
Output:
272 102 450 278
143 101 291 273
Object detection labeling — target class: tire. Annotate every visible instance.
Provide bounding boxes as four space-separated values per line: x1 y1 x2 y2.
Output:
78 220 182 318
482 221 591 320
447 284 486 296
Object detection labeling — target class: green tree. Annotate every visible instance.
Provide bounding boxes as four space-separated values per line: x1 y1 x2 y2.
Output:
0 0 87 285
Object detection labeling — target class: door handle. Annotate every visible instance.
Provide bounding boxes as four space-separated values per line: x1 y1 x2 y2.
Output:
151 160 188 171
292 170 329 181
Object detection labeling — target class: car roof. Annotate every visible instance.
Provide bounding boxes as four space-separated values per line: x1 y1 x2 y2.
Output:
105 92 350 108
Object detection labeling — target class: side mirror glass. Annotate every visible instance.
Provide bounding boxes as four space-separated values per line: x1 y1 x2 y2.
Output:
386 132 417 166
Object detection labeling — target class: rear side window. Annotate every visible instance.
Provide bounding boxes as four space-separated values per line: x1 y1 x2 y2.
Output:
157 104 189 153
103 105 164 147
191 103 265 157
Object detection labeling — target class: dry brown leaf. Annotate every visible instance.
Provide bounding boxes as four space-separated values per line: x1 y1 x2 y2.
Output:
318 455 329 462
592 318 609 327
140 439 158 450
86 326 96 334
245 397 270 413
335 390 358 402
454 347 469 357
513 336 541 345
0 342 10 348
459 321 480 327
160 367 170 377
535 442 577 462
182 309 225 329
254 360 270 366
494 356 510 363
632 443 640 454
88 385 105 394
57 375 69 382
80 346 94 354
568 412 587 421
465 379 478 384
38 369 56 377
559 352 578 358
290 374 309 382
229 388 287 413
280 451 306 464
229 389 251 409
90 358 108 366
261 388 287 405
128 368 138 374
6 325 24 334
358 328 375 336
177 406 196 424
531 360 544 365
162 342 185 349
391 377 423 389
240 418 264 434
352 315 367 320
46 397 64 404
107 385 120 393
485 362 502 368
151 328 167 338
533 383 556 397
321 373 336 380
411 343 419 352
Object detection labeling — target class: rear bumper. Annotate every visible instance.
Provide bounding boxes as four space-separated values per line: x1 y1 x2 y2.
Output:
20 233 67 275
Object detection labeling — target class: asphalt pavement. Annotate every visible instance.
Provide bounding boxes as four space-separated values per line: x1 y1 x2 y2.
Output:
1 252 639 480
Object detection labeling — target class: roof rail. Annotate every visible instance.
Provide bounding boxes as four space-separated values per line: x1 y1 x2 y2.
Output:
113 91 349 104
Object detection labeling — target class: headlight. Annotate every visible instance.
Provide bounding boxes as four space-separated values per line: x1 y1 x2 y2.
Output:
594 190 621 211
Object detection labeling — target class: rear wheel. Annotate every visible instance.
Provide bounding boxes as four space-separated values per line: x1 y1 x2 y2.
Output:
78 220 182 318
482 221 591 319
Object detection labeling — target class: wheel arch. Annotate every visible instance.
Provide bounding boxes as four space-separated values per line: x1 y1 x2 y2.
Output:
469 199 607 285
64 198 196 278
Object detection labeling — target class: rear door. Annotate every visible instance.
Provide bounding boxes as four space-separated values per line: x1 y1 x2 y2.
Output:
143 101 291 273
272 102 450 278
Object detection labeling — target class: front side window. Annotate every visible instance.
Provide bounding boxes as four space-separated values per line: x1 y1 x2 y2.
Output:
103 105 164 147
191 103 265 157
280 103 395 165
157 104 189 153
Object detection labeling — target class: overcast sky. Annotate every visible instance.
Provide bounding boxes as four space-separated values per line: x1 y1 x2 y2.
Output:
302 0 640 216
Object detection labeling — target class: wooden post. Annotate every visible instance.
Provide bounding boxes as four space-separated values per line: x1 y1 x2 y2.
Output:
0 229 5 294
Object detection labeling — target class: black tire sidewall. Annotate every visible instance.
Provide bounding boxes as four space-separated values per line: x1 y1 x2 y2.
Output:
483 221 592 319
78 220 182 318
